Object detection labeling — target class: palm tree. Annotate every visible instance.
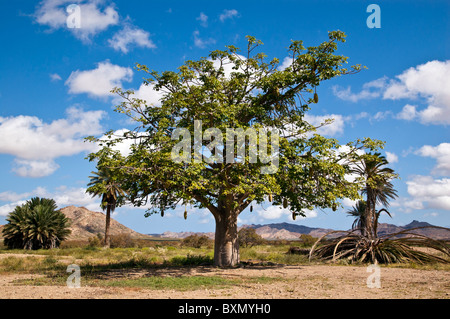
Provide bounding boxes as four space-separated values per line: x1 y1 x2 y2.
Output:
347 200 392 237
3 197 71 250
346 200 367 235
86 166 124 248
352 153 398 239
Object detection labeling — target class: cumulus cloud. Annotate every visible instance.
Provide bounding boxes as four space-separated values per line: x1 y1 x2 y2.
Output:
108 25 156 54
333 60 450 125
254 205 317 221
0 107 105 177
385 151 399 164
13 160 60 178
131 82 165 107
65 60 133 97
383 60 450 124
417 143 450 176
405 175 450 211
396 104 417 121
34 0 119 42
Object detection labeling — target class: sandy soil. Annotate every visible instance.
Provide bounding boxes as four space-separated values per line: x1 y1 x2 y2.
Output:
0 263 449 299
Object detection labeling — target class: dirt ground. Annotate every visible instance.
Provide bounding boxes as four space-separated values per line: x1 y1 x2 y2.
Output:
0 263 449 299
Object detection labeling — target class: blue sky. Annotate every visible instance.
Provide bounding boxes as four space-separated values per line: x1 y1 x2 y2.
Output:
0 0 449 234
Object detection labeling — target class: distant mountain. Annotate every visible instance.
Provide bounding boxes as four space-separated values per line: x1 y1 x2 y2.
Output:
154 220 450 241
244 223 342 240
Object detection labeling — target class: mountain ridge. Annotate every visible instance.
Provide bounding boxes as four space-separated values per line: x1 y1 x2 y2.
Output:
0 205 448 241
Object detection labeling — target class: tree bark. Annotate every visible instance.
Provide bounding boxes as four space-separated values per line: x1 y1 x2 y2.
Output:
104 205 111 248
213 209 240 267
365 189 377 240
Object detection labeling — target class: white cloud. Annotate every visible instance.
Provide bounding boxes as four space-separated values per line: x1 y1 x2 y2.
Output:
34 0 119 42
196 12 208 27
396 104 417 121
304 114 346 137
13 160 60 178
132 82 165 107
385 151 398 164
66 60 133 97
50 73 62 81
332 77 388 102
193 30 216 49
417 143 450 176
254 204 317 221
0 107 105 177
219 9 239 22
0 186 101 216
257 206 289 220
278 57 293 71
210 53 247 79
406 175 450 211
108 25 156 54
333 60 450 125
383 60 450 125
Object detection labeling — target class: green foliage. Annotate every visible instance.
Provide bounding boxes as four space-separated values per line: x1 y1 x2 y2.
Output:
86 166 125 212
169 254 214 266
110 233 136 248
238 228 265 247
351 153 398 238
86 31 376 218
85 32 383 265
181 234 213 248
87 233 104 248
2 198 71 250
298 234 317 247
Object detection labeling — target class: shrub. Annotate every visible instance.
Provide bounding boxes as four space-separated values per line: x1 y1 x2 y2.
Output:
3 197 71 250
238 228 264 247
298 234 318 247
110 233 136 248
181 235 213 248
87 233 104 248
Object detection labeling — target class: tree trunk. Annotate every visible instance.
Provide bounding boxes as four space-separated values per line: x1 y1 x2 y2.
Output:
213 209 240 267
104 205 111 248
365 189 377 240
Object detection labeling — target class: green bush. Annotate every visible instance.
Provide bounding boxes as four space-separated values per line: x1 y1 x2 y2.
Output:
3 197 71 250
238 228 265 247
110 234 136 248
181 235 213 248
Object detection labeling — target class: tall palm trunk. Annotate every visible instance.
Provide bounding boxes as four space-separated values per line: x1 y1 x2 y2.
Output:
365 188 377 240
104 205 111 248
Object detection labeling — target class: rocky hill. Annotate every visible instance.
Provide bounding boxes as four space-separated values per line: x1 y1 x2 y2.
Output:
61 206 151 240
0 206 151 241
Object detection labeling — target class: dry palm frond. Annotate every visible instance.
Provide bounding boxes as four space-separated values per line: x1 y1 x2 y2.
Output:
309 226 450 264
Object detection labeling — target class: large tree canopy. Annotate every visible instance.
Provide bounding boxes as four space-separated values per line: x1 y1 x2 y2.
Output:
87 31 383 266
